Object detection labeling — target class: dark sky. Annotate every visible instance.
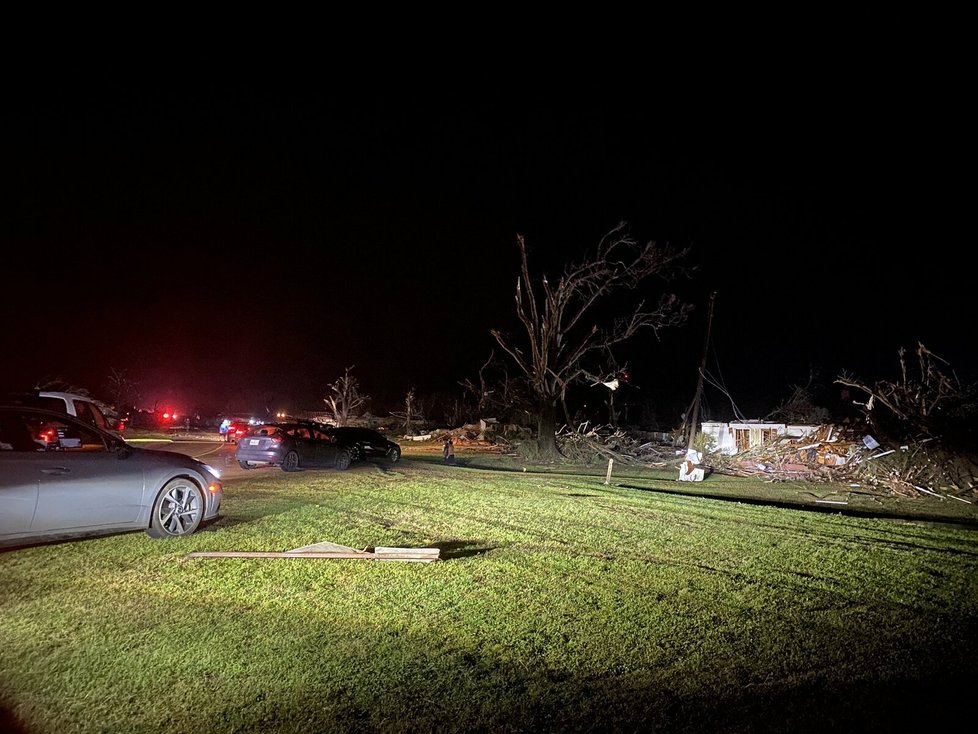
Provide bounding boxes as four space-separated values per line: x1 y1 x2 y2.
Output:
2 61 971 422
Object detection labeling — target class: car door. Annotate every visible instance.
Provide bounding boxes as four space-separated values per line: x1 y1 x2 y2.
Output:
0 412 42 537
312 427 339 466
289 426 320 466
0 455 39 537
27 417 146 532
357 429 386 459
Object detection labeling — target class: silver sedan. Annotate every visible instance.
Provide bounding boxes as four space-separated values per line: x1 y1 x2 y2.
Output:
0 405 222 549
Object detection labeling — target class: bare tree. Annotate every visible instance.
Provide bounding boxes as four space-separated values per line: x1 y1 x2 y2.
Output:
323 366 369 427
459 350 534 425
459 352 499 416
835 343 977 443
491 223 692 458
835 343 978 495
443 397 463 427
389 388 421 434
105 367 140 412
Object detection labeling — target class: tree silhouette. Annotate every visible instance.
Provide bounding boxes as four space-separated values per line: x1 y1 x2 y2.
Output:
323 366 369 427
491 223 692 458
389 388 421 434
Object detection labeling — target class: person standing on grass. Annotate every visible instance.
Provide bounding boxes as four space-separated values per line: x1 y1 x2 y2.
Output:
443 436 455 465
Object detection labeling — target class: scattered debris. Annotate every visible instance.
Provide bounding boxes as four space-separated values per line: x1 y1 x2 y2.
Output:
567 344 977 502
413 425 510 453
678 449 707 482
707 424 976 503
548 417 976 503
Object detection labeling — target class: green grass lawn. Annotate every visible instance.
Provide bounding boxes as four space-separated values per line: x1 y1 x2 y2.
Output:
2 449 977 733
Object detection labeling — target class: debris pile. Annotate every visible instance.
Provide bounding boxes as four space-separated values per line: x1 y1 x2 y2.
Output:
556 423 675 466
709 424 976 502
550 418 976 503
426 424 510 452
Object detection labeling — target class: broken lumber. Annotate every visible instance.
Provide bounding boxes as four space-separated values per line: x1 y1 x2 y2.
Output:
186 546 440 563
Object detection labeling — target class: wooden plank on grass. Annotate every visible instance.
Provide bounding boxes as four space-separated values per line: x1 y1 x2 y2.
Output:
187 551 373 559
374 547 441 562
186 547 440 563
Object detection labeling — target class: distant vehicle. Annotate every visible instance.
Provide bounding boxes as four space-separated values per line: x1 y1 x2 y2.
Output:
0 405 223 548
235 421 401 471
124 409 168 430
223 418 256 444
5 390 124 434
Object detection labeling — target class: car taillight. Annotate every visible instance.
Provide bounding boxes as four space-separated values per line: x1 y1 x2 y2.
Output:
271 436 282 444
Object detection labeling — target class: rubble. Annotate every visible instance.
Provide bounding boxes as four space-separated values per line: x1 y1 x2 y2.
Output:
414 424 511 452
707 424 976 502
550 421 976 503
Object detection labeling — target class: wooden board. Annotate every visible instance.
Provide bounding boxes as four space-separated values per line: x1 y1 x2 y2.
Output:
187 546 440 563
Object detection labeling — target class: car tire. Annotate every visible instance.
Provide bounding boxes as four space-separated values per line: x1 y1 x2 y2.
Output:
281 450 300 472
238 460 252 470
388 446 401 463
335 449 352 471
146 478 205 539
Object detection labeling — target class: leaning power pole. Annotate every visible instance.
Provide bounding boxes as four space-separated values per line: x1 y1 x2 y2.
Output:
685 291 716 452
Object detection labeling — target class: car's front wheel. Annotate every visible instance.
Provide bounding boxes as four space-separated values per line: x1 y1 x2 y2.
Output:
281 450 300 472
335 449 352 471
147 478 205 539
388 446 401 463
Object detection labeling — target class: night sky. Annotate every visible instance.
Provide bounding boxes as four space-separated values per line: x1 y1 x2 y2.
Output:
2 62 971 423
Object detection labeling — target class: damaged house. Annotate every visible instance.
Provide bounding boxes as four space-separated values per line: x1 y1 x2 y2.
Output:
700 421 819 455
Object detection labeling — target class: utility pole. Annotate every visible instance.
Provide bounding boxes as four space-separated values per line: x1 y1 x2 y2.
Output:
686 291 716 452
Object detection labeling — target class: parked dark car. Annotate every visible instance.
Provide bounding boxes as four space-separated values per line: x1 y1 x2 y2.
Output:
0 405 223 548
235 421 401 471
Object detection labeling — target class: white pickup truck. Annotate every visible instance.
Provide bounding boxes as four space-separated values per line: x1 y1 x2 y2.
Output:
5 390 123 435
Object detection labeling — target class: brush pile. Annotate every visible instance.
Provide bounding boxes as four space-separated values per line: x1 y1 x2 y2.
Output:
555 423 676 466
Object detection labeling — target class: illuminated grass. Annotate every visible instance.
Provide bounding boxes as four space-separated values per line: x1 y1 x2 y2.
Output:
1 454 976 733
